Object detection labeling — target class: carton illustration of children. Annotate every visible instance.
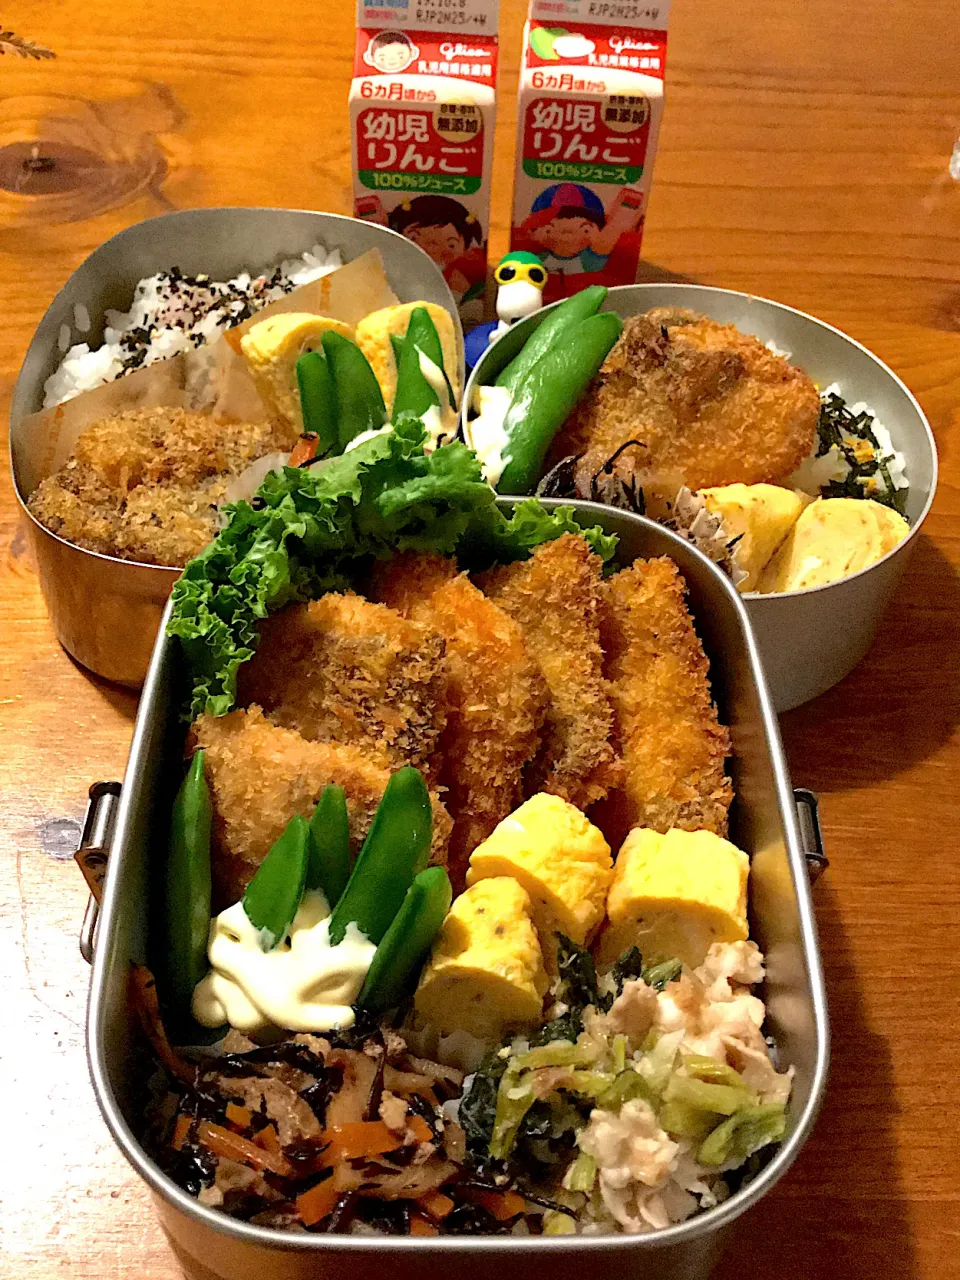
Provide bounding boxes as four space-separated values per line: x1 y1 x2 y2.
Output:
364 30 419 74
517 182 644 284
388 195 488 303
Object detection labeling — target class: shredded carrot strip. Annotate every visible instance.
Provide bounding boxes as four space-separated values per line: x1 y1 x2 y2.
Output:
407 1115 433 1144
225 1103 253 1129
419 1190 455 1219
289 432 320 466
197 1120 291 1177
468 1189 526 1221
296 1178 339 1228
410 1213 440 1236
255 1124 282 1157
129 965 196 1086
320 1120 402 1163
170 1114 192 1152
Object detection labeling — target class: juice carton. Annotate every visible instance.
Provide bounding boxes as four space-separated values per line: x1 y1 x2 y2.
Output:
350 0 500 325
511 0 670 302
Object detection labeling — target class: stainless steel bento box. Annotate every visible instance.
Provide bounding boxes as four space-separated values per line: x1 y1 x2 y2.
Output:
10 207 463 689
84 501 829 1280
465 286 938 712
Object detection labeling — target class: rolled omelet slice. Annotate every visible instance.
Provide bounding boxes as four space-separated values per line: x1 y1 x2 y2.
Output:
596 828 749 971
414 877 548 1040
699 484 804 593
466 793 613 967
757 497 909 594
355 302 459 413
240 312 354 431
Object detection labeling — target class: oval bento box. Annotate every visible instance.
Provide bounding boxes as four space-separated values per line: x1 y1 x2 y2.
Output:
9 207 463 689
465 286 938 712
83 500 828 1280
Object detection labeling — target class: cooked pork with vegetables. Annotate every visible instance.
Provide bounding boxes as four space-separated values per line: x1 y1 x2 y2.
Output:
133 427 792 1239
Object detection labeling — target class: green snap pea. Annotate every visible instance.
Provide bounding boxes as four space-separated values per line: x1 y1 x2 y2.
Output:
295 350 338 456
392 307 445 424
307 784 351 908
242 813 310 951
162 750 213 1015
357 864 452 1012
321 331 386 451
494 286 607 397
389 332 406 371
327 766 432 947
496 310 623 495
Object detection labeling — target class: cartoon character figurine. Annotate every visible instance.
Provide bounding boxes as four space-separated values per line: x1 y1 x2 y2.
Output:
493 251 547 334
463 251 548 369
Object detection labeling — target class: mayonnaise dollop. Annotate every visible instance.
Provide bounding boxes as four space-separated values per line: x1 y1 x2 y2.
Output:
417 349 458 451
464 384 512 487
192 891 376 1034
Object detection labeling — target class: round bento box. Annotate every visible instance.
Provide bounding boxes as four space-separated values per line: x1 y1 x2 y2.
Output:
464 285 938 712
9 207 463 688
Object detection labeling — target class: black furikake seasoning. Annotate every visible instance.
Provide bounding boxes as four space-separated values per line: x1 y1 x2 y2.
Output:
113 265 303 377
814 391 908 515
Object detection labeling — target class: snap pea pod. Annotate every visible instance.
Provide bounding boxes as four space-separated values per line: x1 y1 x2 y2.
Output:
496 311 623 495
390 332 406 370
162 750 212 1014
307 784 351 908
242 814 310 951
392 307 444 423
494 286 607 397
321 331 386 451
357 864 452 1013
295 350 338 456
327 766 432 947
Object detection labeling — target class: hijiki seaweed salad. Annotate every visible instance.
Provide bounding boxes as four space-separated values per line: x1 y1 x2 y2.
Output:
466 288 912 595
134 305 794 1236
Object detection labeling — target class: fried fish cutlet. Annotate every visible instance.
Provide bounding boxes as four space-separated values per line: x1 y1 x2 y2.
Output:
591 556 733 851
477 533 622 809
371 553 546 882
237 593 447 777
552 309 820 503
192 706 452 910
28 406 291 566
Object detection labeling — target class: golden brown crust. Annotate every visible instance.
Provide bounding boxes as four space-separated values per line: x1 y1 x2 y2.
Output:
192 706 451 910
371 552 546 885
27 406 290 566
590 557 732 851
477 534 622 809
552 310 819 502
237 593 447 777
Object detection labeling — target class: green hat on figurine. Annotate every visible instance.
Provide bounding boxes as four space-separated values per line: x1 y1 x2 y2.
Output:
493 251 548 333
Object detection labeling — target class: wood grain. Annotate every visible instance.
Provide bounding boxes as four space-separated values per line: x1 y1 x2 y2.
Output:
1 1 959 1277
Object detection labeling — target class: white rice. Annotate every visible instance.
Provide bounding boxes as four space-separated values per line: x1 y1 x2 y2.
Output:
43 243 341 409
787 381 909 503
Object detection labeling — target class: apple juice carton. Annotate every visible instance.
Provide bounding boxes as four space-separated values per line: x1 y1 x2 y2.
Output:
511 0 670 302
350 0 500 325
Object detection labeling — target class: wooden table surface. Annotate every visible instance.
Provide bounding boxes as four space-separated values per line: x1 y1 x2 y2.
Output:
2 2 958 1277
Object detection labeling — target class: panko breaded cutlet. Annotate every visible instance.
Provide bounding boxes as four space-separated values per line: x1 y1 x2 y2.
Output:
237 593 447 777
370 552 546 882
552 308 820 503
28 406 292 566
192 706 452 910
476 533 622 809
591 556 733 851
